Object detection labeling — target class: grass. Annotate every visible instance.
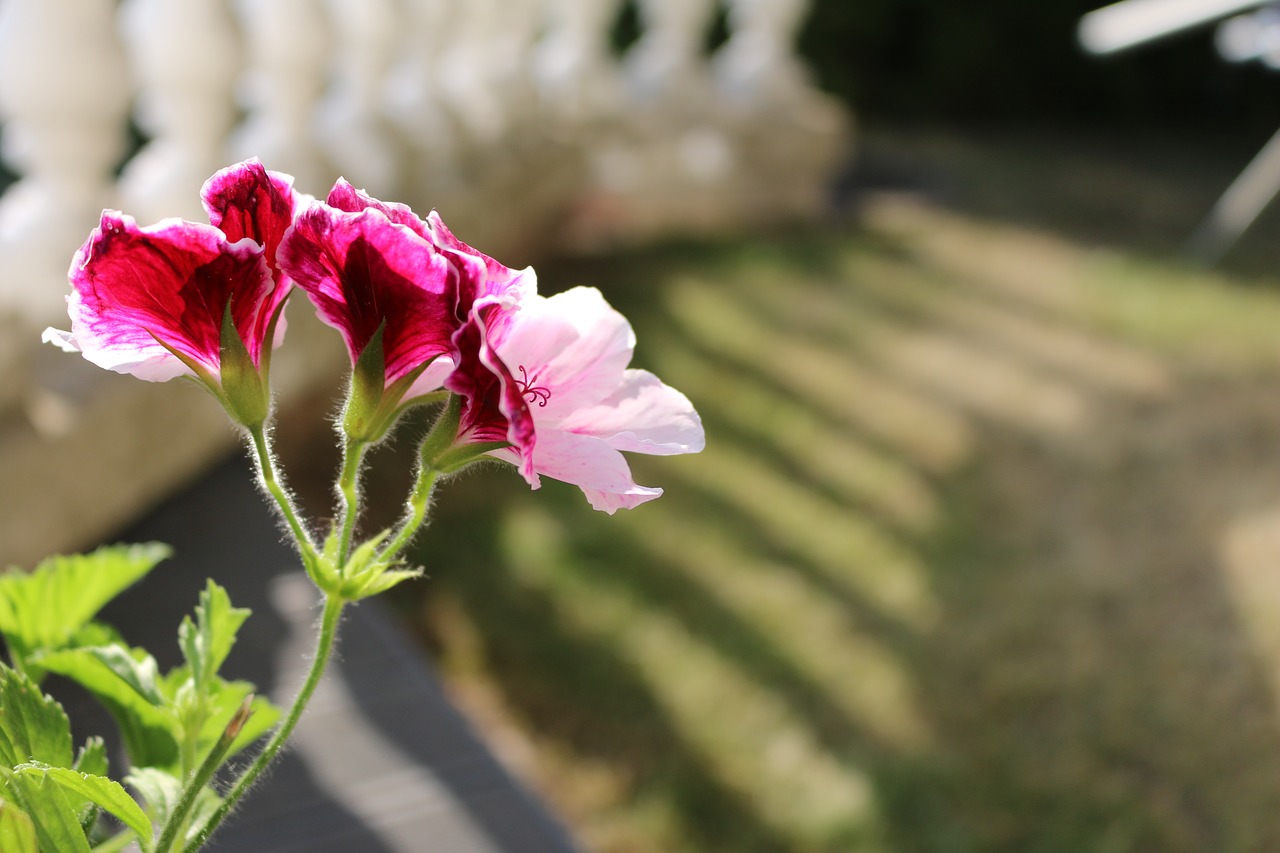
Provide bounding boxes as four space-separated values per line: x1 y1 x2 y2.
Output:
383 130 1280 852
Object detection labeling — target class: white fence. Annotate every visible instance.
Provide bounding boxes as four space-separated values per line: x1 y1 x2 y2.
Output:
0 0 847 330
0 0 849 566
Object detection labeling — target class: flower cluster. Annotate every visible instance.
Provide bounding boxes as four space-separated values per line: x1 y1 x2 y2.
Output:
45 160 703 513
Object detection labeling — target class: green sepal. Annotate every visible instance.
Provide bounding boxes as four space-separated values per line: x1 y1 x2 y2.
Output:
342 322 388 442
431 441 511 473
12 763 152 850
342 323 434 444
417 392 462 466
326 530 424 601
218 299 270 428
0 798 38 853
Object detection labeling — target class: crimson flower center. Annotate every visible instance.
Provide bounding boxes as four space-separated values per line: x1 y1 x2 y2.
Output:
516 365 551 408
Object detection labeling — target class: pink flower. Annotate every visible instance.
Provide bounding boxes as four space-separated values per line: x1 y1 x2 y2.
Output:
43 160 300 384
448 286 704 513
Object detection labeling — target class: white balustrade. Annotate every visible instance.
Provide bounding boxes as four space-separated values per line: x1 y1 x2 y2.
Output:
117 0 243 223
0 0 130 327
0 0 850 368
230 0 333 194
316 0 402 198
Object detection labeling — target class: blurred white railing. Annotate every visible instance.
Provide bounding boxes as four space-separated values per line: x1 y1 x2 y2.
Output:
0 0 849 565
0 0 847 329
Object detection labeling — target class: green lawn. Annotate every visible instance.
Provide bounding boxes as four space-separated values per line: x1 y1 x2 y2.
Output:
390 133 1280 852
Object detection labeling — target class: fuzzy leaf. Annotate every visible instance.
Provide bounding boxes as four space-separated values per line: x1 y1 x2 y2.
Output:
73 738 108 779
123 768 179 827
178 582 249 694
14 764 151 848
0 798 38 853
0 544 169 666
36 649 176 770
198 682 280 759
0 663 73 769
7 774 91 853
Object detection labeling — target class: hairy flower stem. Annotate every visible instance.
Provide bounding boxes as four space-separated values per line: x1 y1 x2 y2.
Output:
248 426 315 558
335 437 368 566
378 463 440 562
179 593 345 853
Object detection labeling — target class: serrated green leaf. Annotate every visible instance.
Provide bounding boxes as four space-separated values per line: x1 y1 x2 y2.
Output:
36 650 177 770
7 773 92 853
178 582 249 694
73 738 108 778
0 544 170 667
0 798 38 853
0 663 73 769
124 768 180 827
14 763 152 849
197 682 280 760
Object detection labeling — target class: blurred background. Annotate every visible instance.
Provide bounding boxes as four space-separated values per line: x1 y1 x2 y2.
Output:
8 0 1280 851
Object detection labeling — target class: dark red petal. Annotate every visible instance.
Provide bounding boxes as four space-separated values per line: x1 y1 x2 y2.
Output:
278 203 459 384
70 211 272 370
202 159 300 345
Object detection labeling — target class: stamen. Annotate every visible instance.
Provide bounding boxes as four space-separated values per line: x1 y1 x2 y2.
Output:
517 365 551 407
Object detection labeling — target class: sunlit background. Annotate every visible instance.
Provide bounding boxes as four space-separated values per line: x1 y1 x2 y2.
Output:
8 1 1280 851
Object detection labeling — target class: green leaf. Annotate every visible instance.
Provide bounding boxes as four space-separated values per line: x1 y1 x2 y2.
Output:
7 774 91 853
0 798 38 853
73 738 108 779
0 544 170 670
36 649 177 771
197 682 280 760
178 582 249 694
13 764 152 849
124 768 179 827
0 663 73 768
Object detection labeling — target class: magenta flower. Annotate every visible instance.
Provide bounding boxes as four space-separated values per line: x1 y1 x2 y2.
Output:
43 160 300 386
448 286 704 513
277 184 461 398
278 183 539 441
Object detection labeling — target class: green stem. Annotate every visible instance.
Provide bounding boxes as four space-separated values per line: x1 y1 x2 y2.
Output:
248 426 315 558
178 594 345 853
154 698 253 853
378 463 440 561
335 437 368 566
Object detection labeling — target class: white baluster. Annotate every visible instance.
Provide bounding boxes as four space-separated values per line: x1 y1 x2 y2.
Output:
712 0 851 221
316 0 401 198
533 0 626 124
714 0 813 107
434 0 503 146
117 0 242 223
0 0 130 325
384 0 460 173
623 0 718 108
231 0 332 195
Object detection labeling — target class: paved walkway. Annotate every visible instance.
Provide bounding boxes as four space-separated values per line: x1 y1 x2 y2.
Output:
99 453 583 853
